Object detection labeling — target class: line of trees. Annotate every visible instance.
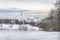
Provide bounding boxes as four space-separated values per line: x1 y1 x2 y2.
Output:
37 0 60 31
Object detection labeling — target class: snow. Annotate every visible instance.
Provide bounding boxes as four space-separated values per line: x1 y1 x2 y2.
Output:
19 15 41 23
0 24 44 31
0 24 59 40
0 12 59 40
0 24 20 30
0 31 59 40
19 24 42 31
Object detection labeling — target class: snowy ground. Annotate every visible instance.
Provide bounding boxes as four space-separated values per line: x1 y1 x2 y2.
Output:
0 31 59 40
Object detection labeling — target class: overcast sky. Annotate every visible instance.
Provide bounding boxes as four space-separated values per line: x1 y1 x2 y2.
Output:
0 0 56 12
0 0 57 19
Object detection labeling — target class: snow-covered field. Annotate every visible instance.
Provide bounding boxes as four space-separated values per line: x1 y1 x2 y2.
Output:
0 24 59 40
0 31 59 40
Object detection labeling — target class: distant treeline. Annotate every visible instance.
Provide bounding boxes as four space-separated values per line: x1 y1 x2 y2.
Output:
0 19 37 26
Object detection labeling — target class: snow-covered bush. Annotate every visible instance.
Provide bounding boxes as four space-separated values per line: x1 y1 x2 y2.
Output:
0 24 20 30
0 24 44 31
19 24 42 31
